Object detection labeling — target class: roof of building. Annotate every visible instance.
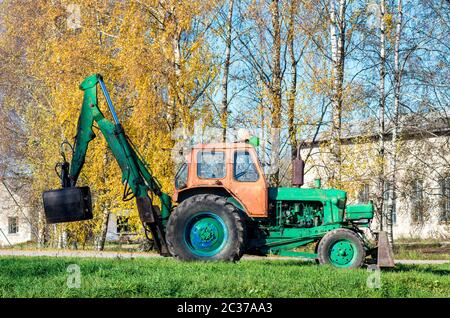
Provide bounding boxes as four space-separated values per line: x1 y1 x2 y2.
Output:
305 113 450 147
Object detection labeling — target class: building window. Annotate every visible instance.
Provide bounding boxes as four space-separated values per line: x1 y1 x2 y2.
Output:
8 217 19 234
411 180 424 223
117 216 131 234
440 178 450 223
357 184 370 203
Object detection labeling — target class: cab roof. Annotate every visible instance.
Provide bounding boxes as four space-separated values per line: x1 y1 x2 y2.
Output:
191 142 254 150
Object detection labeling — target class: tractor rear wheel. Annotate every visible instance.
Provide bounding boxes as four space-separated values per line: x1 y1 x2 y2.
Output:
317 228 366 269
166 194 245 261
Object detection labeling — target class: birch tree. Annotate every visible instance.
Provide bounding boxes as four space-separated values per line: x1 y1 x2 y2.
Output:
269 0 282 186
328 0 347 185
377 0 387 231
220 0 235 141
287 0 299 160
386 0 403 244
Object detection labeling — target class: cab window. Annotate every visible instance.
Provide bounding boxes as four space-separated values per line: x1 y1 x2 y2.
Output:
197 151 226 179
233 151 259 182
175 163 188 189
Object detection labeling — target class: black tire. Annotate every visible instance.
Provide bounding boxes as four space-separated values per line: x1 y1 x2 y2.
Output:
314 241 320 264
317 228 366 269
166 194 245 261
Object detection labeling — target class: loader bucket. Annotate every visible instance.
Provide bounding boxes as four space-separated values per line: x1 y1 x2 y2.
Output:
43 186 93 224
376 231 395 267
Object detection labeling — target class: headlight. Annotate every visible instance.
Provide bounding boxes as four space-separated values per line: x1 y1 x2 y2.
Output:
337 198 346 209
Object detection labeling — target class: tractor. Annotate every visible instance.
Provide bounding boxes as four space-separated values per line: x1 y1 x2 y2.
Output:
43 74 394 269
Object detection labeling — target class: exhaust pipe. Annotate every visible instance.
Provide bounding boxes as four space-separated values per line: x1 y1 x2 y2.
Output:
292 145 304 187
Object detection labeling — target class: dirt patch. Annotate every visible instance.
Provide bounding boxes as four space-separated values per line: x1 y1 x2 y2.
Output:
420 247 450 254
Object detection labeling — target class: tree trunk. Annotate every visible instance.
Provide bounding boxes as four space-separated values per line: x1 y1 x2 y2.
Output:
259 99 267 168
329 0 346 185
377 0 387 231
170 31 182 130
60 228 68 249
52 224 57 248
220 0 234 142
37 209 46 248
288 0 298 160
270 0 282 186
387 0 403 245
97 205 110 251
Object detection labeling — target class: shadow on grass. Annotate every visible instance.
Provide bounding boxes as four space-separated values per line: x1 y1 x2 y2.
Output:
241 259 317 268
386 264 450 276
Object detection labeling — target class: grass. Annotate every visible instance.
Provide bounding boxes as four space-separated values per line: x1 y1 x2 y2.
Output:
0 256 449 298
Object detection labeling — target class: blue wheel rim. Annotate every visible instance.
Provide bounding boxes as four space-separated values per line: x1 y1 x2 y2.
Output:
183 212 229 257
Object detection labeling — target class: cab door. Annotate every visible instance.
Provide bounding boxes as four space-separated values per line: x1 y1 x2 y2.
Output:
227 146 268 217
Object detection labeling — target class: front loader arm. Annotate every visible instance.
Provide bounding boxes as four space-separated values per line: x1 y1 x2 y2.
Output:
62 74 170 255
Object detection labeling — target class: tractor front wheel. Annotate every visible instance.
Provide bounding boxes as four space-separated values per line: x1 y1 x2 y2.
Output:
166 194 245 261
317 229 366 269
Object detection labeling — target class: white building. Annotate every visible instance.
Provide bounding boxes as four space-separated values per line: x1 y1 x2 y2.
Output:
106 211 139 242
0 179 34 246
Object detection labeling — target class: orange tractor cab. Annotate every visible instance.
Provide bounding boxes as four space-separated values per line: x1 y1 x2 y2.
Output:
173 142 268 217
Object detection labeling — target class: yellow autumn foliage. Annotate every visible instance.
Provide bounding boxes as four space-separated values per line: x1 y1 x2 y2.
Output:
0 0 220 245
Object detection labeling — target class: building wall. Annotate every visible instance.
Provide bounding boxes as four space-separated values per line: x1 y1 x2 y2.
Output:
0 182 33 246
387 136 449 239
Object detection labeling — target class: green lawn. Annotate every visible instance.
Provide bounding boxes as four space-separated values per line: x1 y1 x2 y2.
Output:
0 256 449 298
